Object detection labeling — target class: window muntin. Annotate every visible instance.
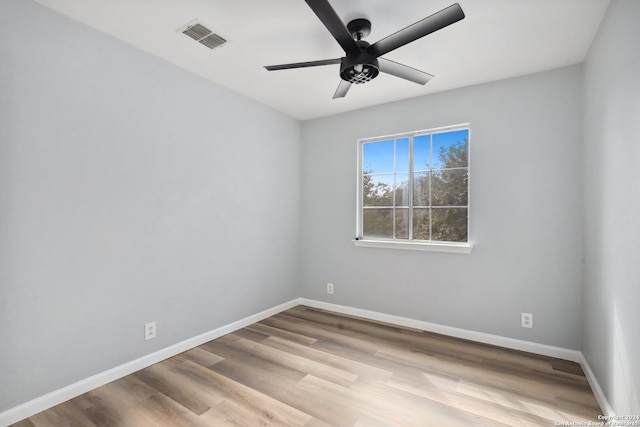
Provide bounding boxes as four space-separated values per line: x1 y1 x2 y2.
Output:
358 125 469 244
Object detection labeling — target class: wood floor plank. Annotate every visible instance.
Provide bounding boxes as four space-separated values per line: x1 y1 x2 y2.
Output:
223 334 358 387
248 322 318 346
344 375 513 427
302 418 335 427
262 335 393 381
123 394 207 427
385 372 549 426
12 305 603 426
28 399 99 427
9 420 36 427
175 360 312 426
132 363 218 416
170 347 225 368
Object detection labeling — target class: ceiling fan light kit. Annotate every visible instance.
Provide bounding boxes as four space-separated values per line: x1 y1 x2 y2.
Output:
264 0 465 99
340 52 379 84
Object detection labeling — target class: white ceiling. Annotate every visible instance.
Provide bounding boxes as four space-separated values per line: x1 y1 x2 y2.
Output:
33 0 610 121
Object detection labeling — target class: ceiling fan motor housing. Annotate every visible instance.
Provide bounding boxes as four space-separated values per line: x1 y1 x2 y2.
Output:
340 52 379 84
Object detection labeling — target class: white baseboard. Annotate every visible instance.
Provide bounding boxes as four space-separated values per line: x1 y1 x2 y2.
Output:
0 299 300 427
299 299 581 361
1 297 613 426
578 352 615 416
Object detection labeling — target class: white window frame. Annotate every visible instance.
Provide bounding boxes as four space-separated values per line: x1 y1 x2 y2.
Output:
354 123 473 253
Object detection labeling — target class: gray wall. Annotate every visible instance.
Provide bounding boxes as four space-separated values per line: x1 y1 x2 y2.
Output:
582 0 640 415
300 65 584 350
0 0 301 412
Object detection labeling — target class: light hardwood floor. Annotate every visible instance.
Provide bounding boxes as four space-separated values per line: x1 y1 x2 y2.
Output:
12 305 602 426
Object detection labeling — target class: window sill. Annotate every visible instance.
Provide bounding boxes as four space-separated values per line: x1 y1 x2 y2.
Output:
352 239 473 253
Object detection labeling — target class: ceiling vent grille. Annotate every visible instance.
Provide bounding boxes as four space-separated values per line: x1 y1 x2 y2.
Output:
182 22 227 50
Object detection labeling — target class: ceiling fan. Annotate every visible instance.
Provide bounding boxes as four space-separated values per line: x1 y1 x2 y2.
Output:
265 0 465 99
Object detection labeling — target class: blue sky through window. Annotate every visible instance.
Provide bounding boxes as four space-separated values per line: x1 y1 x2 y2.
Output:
432 129 468 169
362 138 409 173
363 129 468 174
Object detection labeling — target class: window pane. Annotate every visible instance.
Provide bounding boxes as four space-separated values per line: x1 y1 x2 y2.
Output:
433 130 469 169
363 208 393 238
395 138 409 172
431 169 468 206
413 134 430 171
359 126 469 244
395 174 409 207
412 208 430 240
363 140 394 173
395 208 409 239
363 174 394 206
413 172 430 207
432 208 468 242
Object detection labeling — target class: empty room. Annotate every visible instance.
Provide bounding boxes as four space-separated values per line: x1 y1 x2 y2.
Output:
1 0 638 426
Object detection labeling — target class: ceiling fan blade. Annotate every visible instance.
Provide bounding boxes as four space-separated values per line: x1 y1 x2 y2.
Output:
305 0 360 54
378 58 434 85
333 79 352 99
370 3 465 57
265 58 342 71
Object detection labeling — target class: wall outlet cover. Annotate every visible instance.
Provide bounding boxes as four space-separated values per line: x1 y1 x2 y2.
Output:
521 313 533 329
145 321 157 340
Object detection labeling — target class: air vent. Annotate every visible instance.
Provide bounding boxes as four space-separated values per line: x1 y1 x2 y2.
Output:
199 33 227 49
181 22 227 50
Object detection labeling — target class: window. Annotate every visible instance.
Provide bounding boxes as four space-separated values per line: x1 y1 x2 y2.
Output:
356 124 470 252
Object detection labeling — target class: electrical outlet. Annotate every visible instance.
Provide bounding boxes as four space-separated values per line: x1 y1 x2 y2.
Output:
327 283 334 294
145 321 157 340
521 313 533 329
